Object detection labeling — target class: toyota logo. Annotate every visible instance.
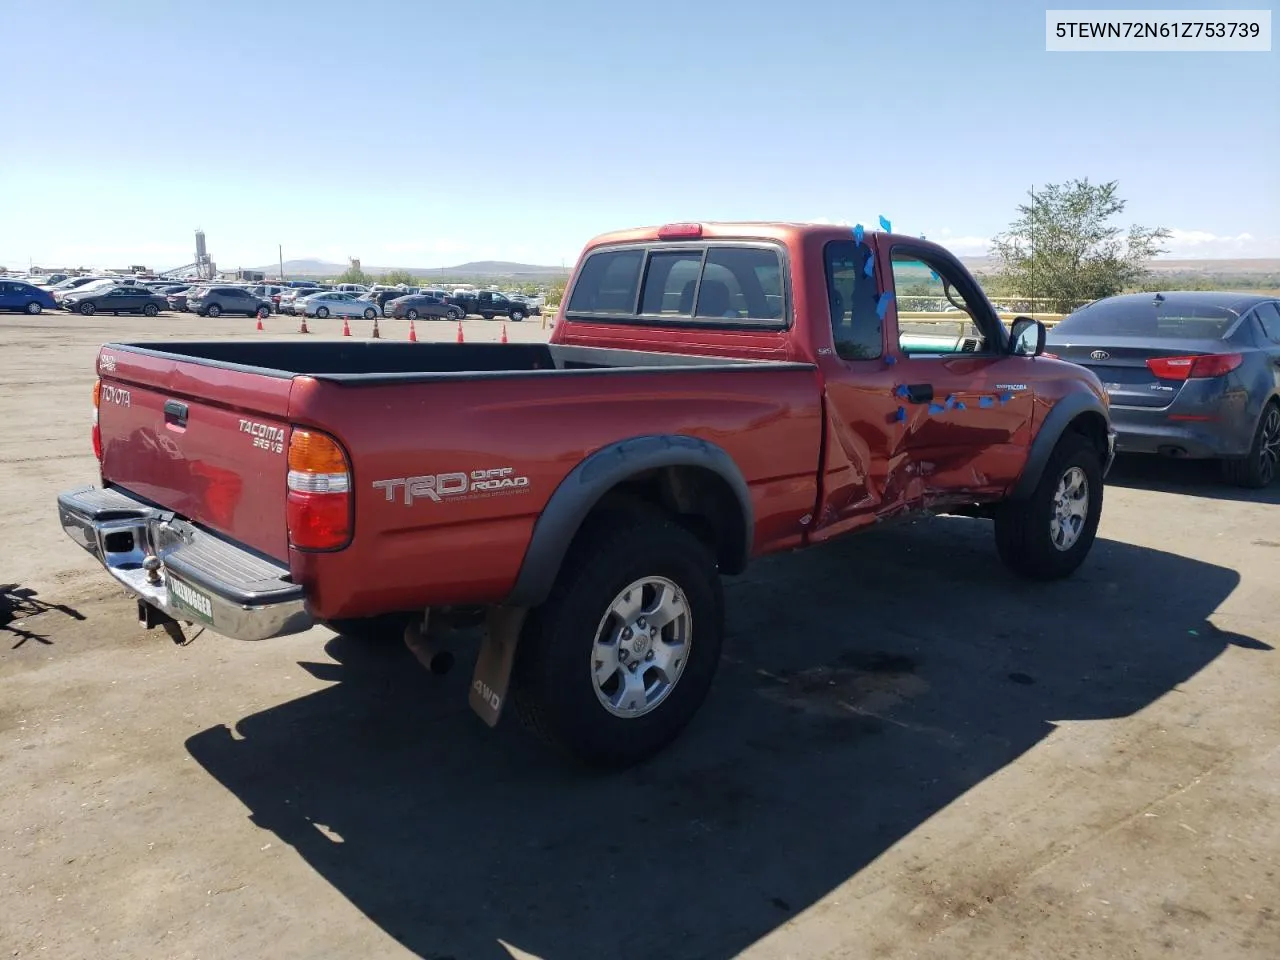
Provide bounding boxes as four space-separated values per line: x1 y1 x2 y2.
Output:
1090 350 1110 361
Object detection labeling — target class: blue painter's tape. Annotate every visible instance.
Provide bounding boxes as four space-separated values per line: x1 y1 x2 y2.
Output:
955 401 966 411
863 255 875 278
879 215 892 232
876 291 895 320
853 224 864 245
999 393 1012 404
944 394 956 409
979 396 994 408
928 403 945 415
895 406 906 422
930 270 940 282
895 384 910 398
884 355 897 366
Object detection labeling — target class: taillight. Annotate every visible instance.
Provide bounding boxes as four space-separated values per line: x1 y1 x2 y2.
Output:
286 429 352 550
91 379 102 460
1146 353 1243 381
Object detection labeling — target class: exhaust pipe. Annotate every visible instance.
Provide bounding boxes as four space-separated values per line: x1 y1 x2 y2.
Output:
403 621 455 675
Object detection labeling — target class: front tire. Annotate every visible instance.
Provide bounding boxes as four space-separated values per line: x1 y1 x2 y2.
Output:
316 306 330 319
207 304 222 318
994 432 1103 581
79 302 95 316
510 309 526 322
511 504 724 768
363 307 377 320
447 306 463 321
1222 402 1280 488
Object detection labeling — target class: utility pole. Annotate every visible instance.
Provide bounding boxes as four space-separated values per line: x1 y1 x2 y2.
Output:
278 244 285 282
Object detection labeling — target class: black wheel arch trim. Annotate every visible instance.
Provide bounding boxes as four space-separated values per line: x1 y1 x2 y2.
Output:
1010 391 1112 500
505 434 754 608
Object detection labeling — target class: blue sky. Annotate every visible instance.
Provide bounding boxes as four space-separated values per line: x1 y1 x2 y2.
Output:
1 0 1276 271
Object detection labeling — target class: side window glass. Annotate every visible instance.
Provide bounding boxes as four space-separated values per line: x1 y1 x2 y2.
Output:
823 240 882 360
567 249 644 314
891 253 988 355
1254 302 1280 342
697 247 783 320
641 250 703 316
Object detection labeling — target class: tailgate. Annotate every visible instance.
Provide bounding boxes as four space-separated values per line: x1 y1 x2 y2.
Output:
96 346 295 561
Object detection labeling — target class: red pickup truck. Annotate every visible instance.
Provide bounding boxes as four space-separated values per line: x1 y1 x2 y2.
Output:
59 222 1115 767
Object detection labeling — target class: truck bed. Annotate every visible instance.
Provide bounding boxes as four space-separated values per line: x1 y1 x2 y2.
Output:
110 340 787 379
94 340 824 618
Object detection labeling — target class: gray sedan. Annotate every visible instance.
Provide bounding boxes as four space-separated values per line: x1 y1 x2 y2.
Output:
298 291 381 320
1047 291 1280 487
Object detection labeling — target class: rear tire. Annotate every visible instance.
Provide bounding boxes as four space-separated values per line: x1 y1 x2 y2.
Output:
79 302 95 316
26 302 42 315
317 306 330 319
511 503 724 768
447 306 463 321
406 308 419 320
994 432 1103 581
1221 401 1280 489
143 303 159 317
363 307 377 320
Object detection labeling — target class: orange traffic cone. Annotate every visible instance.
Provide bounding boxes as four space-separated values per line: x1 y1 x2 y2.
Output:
408 319 418 342
256 316 264 332
456 320 464 343
372 317 381 339
342 317 351 337
299 315 310 334
500 322 508 344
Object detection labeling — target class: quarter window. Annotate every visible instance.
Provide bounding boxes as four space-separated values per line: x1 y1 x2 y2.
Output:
1253 301 1280 342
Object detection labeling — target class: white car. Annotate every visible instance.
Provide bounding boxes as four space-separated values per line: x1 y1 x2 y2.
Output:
299 291 381 320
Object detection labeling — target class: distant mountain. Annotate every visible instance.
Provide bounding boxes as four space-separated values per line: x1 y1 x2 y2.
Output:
254 258 569 279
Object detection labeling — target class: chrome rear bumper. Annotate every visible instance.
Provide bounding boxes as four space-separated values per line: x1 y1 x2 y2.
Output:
57 485 312 641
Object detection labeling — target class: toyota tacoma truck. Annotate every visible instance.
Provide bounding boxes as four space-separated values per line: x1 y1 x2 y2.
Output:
58 221 1115 767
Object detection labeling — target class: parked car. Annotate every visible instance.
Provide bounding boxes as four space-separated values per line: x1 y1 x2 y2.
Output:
0 279 58 314
361 290 418 317
52 277 115 303
59 220 1114 768
34 273 70 288
453 290 532 321
299 291 380 320
1047 291 1280 487
188 285 271 319
248 284 289 312
385 293 454 321
61 285 168 317
333 283 369 294
166 287 197 312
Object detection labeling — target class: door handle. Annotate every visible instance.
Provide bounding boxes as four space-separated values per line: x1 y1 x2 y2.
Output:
904 383 933 404
163 400 188 428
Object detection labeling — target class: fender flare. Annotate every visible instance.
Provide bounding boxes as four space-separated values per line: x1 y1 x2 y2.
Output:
1010 392 1111 500
504 434 754 608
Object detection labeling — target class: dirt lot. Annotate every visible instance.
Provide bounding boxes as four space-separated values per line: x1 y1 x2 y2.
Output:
1 310 1277 960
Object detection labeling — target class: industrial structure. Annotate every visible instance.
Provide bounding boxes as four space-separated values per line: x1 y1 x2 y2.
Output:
159 229 216 279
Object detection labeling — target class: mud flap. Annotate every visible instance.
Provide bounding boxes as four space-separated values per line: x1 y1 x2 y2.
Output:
468 606 528 727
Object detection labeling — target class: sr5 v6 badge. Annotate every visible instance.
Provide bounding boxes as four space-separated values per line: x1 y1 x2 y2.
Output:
373 467 530 505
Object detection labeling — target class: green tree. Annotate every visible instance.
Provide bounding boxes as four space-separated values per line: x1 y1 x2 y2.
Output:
990 179 1170 313
379 269 419 286
336 266 372 285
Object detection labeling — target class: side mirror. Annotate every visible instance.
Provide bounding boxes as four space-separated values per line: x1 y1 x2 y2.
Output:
1010 316 1046 357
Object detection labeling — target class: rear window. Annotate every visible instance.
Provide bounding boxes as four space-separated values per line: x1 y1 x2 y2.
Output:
567 243 786 325
1055 298 1240 339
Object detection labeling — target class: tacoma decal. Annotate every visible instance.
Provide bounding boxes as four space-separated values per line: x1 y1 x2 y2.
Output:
239 419 286 454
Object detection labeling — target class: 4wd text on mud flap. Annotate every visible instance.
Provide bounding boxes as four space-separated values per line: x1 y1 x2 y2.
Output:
372 467 530 505
473 679 501 711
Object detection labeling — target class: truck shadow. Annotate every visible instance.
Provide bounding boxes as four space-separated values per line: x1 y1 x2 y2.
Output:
1106 454 1280 505
185 517 1266 960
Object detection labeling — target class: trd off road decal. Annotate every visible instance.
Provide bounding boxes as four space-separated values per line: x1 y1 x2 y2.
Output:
372 467 530 505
